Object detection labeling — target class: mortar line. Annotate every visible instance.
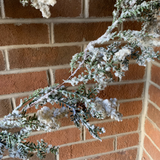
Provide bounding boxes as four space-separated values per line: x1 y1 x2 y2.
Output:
145 133 160 152
0 17 113 24
142 147 153 160
11 97 16 109
148 99 160 112
0 0 5 18
138 62 151 160
68 146 138 160
146 116 160 133
4 50 10 70
0 64 71 75
149 80 160 90
84 0 89 18
50 23 54 44
0 40 121 50
48 68 55 86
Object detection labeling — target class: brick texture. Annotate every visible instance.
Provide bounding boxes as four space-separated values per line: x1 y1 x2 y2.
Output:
119 101 142 117
50 0 82 17
149 85 160 108
0 51 5 71
27 128 81 146
142 150 151 160
144 136 160 160
0 99 12 118
8 46 81 69
117 133 139 149
4 0 82 18
122 64 145 80
29 153 56 160
89 0 116 17
145 119 160 149
54 22 112 43
98 83 144 100
59 138 114 160
88 149 137 160
0 71 48 95
147 103 160 128
4 0 42 18
86 118 139 139
123 21 142 31
151 64 160 86
0 24 49 46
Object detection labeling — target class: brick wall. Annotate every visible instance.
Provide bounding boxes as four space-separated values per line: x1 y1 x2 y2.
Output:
142 47 160 160
0 0 151 160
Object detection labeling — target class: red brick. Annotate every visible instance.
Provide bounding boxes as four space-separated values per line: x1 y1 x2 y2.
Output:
50 0 82 17
59 138 114 160
86 118 139 139
4 0 42 18
4 0 82 18
117 133 139 149
149 85 160 108
147 103 160 128
144 136 160 160
0 51 5 71
98 83 144 100
122 64 145 80
30 153 56 160
151 64 160 86
142 150 151 160
0 24 49 46
88 149 137 160
0 71 48 95
27 128 81 146
54 22 112 43
89 0 116 17
8 46 81 69
119 101 142 117
0 99 12 118
145 119 160 149
123 21 142 31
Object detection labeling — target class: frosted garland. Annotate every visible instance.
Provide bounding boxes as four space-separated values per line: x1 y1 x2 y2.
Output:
0 0 160 159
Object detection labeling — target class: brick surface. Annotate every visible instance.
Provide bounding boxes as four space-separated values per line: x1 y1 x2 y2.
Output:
89 0 116 17
50 0 82 17
27 128 81 146
151 64 160 86
144 136 160 160
142 150 151 160
0 99 12 118
8 46 81 69
4 0 42 18
147 103 160 128
4 0 82 18
0 24 49 46
0 71 48 95
117 133 139 149
59 138 114 160
123 21 142 31
29 153 56 160
98 83 144 100
86 118 139 139
145 119 160 149
88 149 137 160
54 22 112 43
0 51 5 71
119 101 142 117
122 64 145 80
149 85 160 108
